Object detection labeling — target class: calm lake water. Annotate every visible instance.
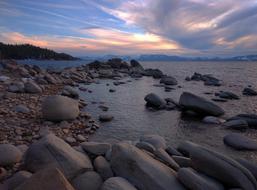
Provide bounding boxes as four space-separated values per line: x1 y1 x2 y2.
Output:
20 60 257 160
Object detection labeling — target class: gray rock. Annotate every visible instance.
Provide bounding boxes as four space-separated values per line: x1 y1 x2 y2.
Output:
13 105 30 113
187 141 257 190
202 116 225 124
228 114 257 127
8 82 24 93
144 93 166 109
5 171 32 190
160 76 178 86
178 168 224 190
101 177 137 190
154 148 180 170
42 95 79 122
236 158 257 180
94 156 113 180
24 81 42 93
135 142 156 154
172 156 191 167
140 134 167 149
81 142 111 156
110 142 185 190
224 133 257 150
179 92 225 116
223 120 248 130
72 171 103 190
0 75 10 82
0 144 22 166
24 134 93 179
218 91 239 100
99 114 114 122
243 88 257 96
61 86 79 99
166 146 183 156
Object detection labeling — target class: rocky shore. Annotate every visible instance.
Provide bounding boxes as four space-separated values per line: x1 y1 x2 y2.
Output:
1 58 257 189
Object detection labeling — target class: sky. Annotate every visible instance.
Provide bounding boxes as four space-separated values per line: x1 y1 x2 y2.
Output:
0 0 257 57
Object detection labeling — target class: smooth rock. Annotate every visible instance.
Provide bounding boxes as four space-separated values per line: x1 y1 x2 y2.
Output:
110 142 185 190
218 91 239 100
8 82 24 93
0 144 22 166
223 120 248 130
13 105 30 114
99 114 114 122
166 146 183 156
72 171 103 190
140 134 167 149
15 168 75 190
179 92 225 116
24 134 93 179
135 142 156 154
172 156 191 167
178 168 224 190
236 158 257 180
202 116 225 124
94 156 113 180
5 171 32 190
24 81 42 93
42 95 79 122
160 76 178 86
81 142 111 156
228 114 257 127
144 93 166 109
154 148 180 170
101 177 137 190
243 88 257 96
224 133 257 150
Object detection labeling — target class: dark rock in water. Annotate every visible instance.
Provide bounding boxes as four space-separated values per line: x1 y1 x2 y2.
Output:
228 114 257 127
236 158 257 180
110 143 185 190
130 59 143 68
140 134 167 149
144 69 163 78
178 168 224 190
130 59 144 75
179 92 225 116
107 58 130 69
101 177 137 190
185 76 191 81
217 91 239 100
223 120 248 130
160 76 178 86
189 73 221 86
109 89 116 93
13 104 30 113
61 86 79 99
223 133 257 150
212 98 228 102
99 114 114 122
186 141 257 190
243 88 257 96
144 93 166 109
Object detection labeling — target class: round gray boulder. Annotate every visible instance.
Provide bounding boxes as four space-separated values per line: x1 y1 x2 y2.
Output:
0 144 22 166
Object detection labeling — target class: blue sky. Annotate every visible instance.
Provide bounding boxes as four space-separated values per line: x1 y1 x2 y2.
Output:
0 0 257 56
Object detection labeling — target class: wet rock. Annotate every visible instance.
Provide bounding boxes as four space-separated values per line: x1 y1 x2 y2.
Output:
65 137 77 144
166 146 183 156
72 171 103 190
136 142 156 154
202 116 225 124
144 69 163 78
223 120 248 130
5 171 32 190
0 144 22 166
212 98 228 102
217 91 239 100
99 105 109 111
24 81 42 93
160 76 178 86
179 92 225 116
15 168 75 190
101 177 137 190
140 134 167 149
243 88 257 96
172 156 191 168
109 89 116 93
224 133 257 150
81 142 111 156
236 158 257 180
187 141 257 190
42 95 79 122
154 148 180 170
94 156 113 180
110 142 185 190
178 168 224 190
24 134 93 179
99 114 114 122
144 93 166 109
13 105 30 114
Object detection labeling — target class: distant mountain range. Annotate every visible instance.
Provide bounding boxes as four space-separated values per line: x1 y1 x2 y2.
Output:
0 42 79 60
81 54 257 61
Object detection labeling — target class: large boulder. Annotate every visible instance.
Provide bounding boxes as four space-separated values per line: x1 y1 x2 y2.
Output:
101 177 137 190
0 144 22 166
15 168 75 190
94 156 113 180
223 133 257 150
144 93 166 109
144 69 163 78
179 92 225 116
130 60 144 74
24 134 93 179
110 142 185 190
185 142 257 190
4 171 32 190
160 76 178 86
42 95 79 122
72 171 103 190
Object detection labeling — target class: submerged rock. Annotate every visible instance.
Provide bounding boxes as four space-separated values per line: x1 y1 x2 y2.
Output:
223 133 257 150
202 116 225 124
228 114 257 127
160 76 178 86
243 88 257 96
42 95 79 122
179 92 225 116
99 114 114 122
110 142 185 190
223 120 248 130
24 134 93 179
